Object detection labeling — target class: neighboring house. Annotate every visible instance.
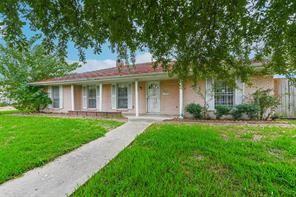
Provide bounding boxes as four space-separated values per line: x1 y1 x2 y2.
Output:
31 62 296 118
0 89 10 105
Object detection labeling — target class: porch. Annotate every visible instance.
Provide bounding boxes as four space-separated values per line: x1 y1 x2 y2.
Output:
52 78 184 118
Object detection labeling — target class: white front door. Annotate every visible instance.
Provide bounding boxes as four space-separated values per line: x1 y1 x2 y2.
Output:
147 81 160 113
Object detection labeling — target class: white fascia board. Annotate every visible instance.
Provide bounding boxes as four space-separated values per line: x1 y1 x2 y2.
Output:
273 74 296 79
30 72 173 86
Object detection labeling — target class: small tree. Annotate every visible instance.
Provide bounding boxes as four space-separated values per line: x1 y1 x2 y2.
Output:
0 37 79 112
252 89 280 120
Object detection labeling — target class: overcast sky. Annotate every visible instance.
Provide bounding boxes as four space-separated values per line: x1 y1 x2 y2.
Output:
72 52 153 73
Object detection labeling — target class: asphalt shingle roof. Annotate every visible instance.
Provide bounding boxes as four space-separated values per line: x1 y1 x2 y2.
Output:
36 62 164 83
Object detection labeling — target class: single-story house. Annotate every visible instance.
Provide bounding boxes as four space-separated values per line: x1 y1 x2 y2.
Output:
0 88 11 105
31 62 296 118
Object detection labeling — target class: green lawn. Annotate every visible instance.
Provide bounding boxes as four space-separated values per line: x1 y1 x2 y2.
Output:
0 112 123 183
73 123 296 196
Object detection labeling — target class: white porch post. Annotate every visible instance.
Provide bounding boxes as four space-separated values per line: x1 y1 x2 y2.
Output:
99 83 103 111
179 80 184 119
71 85 75 111
135 80 139 117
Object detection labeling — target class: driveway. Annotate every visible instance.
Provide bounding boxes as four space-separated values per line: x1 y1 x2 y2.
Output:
0 119 155 197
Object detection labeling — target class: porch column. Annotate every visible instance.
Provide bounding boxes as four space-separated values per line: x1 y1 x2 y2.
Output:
135 80 139 117
71 85 75 111
179 80 184 119
99 83 103 111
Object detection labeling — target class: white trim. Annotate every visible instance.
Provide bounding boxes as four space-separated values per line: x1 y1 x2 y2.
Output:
135 80 139 117
273 74 296 79
51 86 61 109
99 83 103 111
179 80 184 119
59 85 63 109
82 86 87 110
128 83 132 109
31 73 171 86
96 85 100 111
111 83 133 110
206 79 215 110
87 86 97 109
111 84 117 109
234 78 244 105
47 86 53 108
71 85 75 111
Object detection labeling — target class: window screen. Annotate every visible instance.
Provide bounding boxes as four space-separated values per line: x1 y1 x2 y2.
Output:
52 86 60 108
88 86 96 108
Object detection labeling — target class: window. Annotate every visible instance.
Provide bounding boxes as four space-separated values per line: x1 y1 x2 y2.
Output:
214 82 234 106
117 84 128 109
88 86 96 108
52 86 60 108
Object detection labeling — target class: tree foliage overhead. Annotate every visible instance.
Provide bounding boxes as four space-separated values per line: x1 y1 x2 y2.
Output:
0 37 79 112
0 0 295 83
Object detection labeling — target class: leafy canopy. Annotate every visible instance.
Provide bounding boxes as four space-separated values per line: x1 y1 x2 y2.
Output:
0 37 79 112
0 0 295 83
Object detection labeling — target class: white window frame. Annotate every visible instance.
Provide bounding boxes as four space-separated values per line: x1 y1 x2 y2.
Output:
82 85 102 110
206 78 245 110
117 83 129 109
96 84 102 111
87 86 97 109
111 83 132 110
52 86 60 109
214 81 235 107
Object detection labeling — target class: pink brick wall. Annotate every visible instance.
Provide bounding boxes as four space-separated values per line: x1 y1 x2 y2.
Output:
138 81 147 114
244 75 274 101
44 75 276 116
184 80 206 107
160 80 179 115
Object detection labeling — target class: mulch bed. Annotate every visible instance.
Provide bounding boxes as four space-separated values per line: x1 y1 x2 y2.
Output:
164 117 292 125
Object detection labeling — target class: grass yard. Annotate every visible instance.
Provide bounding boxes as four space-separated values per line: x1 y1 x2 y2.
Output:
0 112 123 184
73 123 296 196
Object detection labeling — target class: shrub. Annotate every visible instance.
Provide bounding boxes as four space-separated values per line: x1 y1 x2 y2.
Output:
11 86 52 112
252 89 280 120
215 105 232 119
231 104 260 120
0 102 9 107
231 107 242 120
185 103 203 119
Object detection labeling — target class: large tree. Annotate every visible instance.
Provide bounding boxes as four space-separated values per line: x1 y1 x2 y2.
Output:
0 37 79 112
0 0 295 83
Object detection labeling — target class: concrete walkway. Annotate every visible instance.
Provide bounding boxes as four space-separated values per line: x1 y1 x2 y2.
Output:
0 119 155 197
0 106 15 111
